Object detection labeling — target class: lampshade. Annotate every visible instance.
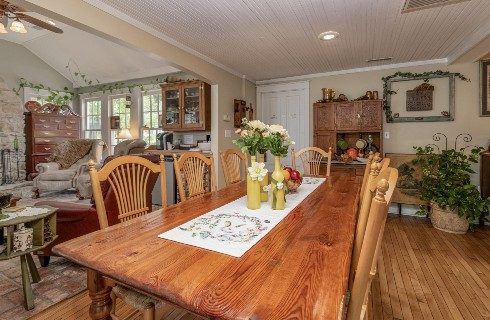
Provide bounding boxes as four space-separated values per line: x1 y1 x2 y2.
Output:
117 128 133 140
10 19 27 33
0 22 7 34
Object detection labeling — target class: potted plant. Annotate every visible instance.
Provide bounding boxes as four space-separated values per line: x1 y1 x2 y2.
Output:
413 146 489 233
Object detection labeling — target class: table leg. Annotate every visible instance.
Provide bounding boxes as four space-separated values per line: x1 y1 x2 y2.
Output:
26 253 41 283
20 255 35 310
87 268 113 320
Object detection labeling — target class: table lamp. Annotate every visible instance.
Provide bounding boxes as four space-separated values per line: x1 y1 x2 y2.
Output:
117 128 133 140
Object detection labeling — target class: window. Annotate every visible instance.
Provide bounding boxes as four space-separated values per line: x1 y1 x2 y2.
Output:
141 91 162 146
110 96 131 152
84 98 102 139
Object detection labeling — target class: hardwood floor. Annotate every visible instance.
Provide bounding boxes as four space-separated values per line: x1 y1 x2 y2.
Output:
369 215 490 320
30 215 489 320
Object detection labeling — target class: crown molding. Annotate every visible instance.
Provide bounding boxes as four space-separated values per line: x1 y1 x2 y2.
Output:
83 0 249 81
255 58 448 85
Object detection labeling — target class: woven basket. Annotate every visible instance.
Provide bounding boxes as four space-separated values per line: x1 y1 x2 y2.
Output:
430 201 469 234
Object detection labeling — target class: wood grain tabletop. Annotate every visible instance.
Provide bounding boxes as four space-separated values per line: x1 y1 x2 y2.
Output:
53 174 360 320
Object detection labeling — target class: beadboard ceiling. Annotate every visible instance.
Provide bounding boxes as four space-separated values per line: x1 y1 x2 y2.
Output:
0 13 180 86
85 0 490 81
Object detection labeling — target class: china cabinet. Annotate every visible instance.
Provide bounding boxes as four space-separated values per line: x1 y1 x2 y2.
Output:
161 80 211 131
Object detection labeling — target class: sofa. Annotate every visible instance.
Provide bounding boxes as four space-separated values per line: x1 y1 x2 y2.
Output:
33 139 105 198
34 154 160 266
75 139 147 199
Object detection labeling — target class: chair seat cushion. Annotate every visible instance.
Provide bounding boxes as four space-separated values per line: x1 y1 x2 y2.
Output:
113 285 164 309
37 170 77 181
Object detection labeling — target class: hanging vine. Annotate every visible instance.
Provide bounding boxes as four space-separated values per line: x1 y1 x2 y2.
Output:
12 78 75 106
381 70 470 122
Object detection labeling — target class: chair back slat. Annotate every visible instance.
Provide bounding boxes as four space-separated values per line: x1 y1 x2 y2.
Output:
360 152 375 201
89 155 166 229
174 152 217 202
220 149 247 186
292 146 332 176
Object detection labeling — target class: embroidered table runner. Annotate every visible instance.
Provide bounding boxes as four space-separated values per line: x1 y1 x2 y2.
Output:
159 177 325 257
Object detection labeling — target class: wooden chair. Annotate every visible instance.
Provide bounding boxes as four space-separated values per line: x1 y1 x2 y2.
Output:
220 149 247 186
173 152 217 202
292 146 332 176
88 155 167 320
351 161 397 282
347 175 398 320
359 152 376 201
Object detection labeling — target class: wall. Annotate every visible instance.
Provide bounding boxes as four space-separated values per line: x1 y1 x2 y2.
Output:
308 61 490 184
0 40 72 91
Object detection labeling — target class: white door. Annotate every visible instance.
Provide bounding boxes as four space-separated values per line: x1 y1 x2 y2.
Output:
257 81 309 171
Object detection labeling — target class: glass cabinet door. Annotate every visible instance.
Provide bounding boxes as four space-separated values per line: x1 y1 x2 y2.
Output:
163 87 181 128
182 84 202 128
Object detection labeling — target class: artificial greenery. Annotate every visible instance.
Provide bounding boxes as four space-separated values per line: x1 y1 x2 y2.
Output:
382 70 470 122
413 145 489 226
12 78 74 106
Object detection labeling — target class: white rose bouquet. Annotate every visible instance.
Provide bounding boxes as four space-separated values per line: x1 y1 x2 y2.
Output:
233 118 268 156
264 124 295 157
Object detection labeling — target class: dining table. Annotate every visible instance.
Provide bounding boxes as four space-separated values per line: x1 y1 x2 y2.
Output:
53 173 360 320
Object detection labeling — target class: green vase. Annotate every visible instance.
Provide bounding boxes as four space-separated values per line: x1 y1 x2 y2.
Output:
257 153 269 202
246 155 261 210
271 156 285 210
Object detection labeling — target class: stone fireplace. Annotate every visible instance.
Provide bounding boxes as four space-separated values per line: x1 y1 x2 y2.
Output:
0 78 26 185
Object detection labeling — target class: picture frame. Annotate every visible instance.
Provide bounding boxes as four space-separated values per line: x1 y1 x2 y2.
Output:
385 73 455 123
480 59 490 116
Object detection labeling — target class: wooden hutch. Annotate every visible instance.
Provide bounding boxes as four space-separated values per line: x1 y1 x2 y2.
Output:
314 100 383 176
24 106 81 178
161 80 211 131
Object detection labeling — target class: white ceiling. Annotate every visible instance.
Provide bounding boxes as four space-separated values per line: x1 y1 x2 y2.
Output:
0 14 180 86
84 0 490 81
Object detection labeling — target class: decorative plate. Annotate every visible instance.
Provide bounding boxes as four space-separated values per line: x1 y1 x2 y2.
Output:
24 100 41 112
355 139 367 150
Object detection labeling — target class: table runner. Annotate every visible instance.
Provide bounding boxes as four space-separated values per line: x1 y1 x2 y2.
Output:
159 177 325 257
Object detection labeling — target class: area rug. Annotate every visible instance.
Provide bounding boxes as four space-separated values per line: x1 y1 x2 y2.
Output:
0 256 86 320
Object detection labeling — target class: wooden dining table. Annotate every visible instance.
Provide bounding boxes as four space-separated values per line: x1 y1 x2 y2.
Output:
53 174 360 320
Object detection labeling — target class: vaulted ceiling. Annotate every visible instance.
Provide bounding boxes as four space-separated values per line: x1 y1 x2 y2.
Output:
84 0 490 81
0 13 180 86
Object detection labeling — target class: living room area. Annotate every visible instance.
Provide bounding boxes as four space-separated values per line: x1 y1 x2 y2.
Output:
0 0 489 320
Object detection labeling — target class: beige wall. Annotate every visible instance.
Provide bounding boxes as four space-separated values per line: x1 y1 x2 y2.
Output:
13 0 256 186
0 40 72 91
309 61 490 183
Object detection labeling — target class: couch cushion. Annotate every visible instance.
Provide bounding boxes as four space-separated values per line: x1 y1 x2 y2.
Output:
37 169 77 181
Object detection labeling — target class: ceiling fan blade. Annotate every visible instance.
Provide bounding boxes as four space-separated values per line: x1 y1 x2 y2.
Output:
16 13 63 33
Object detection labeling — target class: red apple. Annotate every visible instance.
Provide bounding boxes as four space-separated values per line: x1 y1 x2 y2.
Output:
290 170 300 181
283 166 293 173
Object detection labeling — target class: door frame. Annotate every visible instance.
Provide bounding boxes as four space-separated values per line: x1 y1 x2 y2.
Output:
256 81 310 156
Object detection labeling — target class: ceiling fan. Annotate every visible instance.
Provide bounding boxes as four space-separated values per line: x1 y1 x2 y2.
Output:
0 0 63 34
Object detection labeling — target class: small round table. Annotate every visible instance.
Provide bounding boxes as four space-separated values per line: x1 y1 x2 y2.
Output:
0 206 57 310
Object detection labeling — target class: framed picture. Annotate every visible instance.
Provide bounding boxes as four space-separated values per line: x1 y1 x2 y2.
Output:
110 116 120 129
386 73 455 123
480 59 490 116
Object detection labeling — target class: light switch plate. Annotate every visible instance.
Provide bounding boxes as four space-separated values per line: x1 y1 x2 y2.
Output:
384 132 390 139
224 129 232 138
223 114 231 122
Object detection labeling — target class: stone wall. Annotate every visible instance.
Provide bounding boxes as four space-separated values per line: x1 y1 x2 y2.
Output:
0 78 26 183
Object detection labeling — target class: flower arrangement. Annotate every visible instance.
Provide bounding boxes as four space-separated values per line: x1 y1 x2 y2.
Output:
233 118 268 156
264 124 295 157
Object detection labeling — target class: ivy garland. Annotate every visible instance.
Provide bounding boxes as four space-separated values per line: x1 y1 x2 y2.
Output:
381 70 470 122
12 59 184 106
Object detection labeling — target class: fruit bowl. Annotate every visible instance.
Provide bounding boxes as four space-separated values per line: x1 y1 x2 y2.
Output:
286 178 302 193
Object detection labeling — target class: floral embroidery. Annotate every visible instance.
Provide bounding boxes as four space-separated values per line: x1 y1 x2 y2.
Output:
302 177 321 185
179 212 270 243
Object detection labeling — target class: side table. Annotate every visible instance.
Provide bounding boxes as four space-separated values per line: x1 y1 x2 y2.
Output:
0 206 57 310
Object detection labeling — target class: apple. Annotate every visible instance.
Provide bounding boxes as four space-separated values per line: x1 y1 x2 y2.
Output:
290 170 300 181
283 166 293 173
282 169 291 181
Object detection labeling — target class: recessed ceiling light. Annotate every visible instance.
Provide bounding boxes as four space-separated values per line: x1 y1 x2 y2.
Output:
46 20 56 26
318 31 339 41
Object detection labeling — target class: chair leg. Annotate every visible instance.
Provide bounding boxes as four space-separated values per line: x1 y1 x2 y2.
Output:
142 306 155 320
38 255 51 267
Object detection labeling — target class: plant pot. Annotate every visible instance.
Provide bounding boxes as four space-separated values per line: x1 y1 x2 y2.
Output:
430 201 469 234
